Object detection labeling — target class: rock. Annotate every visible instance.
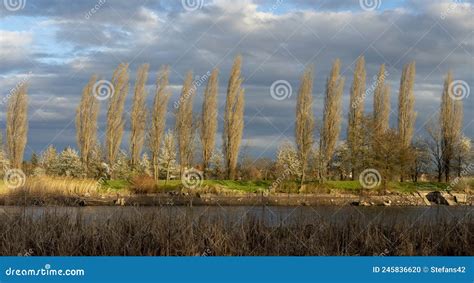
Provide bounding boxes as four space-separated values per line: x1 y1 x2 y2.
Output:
426 191 450 205
452 193 467 204
383 200 392 206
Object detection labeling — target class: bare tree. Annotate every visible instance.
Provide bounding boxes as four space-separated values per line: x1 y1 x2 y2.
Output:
148 66 171 181
320 59 345 180
347 56 366 179
426 118 443 182
176 71 196 175
440 71 462 182
6 83 28 169
397 61 416 181
106 63 130 171
200 68 219 177
129 64 150 169
223 56 245 180
373 64 391 136
76 75 100 173
295 66 314 187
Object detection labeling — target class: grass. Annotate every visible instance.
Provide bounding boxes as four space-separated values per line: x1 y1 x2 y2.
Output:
0 207 471 256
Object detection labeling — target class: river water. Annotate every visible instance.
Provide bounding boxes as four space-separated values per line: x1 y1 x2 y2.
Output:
0 205 472 226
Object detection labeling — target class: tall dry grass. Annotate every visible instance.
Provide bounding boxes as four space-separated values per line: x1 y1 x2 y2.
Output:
2 176 101 206
0 208 471 256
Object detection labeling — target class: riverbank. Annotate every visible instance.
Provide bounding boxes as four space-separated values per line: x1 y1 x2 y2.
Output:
0 190 471 207
0 176 471 207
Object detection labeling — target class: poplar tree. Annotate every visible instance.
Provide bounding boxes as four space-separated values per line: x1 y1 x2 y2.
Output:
347 56 366 179
373 64 391 136
106 63 130 170
149 66 171 181
6 83 28 169
76 75 100 173
200 68 219 177
295 66 314 186
397 61 416 181
320 59 345 180
223 56 245 180
176 71 196 175
129 64 150 169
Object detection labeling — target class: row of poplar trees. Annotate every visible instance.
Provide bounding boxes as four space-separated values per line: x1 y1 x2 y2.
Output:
75 56 245 181
3 55 464 185
295 56 464 186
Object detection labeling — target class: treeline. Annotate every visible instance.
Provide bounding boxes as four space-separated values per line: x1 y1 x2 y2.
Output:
0 55 470 186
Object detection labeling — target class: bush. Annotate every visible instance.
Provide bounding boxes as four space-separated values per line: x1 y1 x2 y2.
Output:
129 175 157 194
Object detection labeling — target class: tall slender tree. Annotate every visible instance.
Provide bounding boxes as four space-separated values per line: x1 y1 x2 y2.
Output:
295 66 314 187
223 55 245 180
320 59 345 180
200 68 219 176
129 64 150 169
6 83 28 169
176 71 196 175
149 66 171 181
373 64 391 136
440 71 462 182
106 63 130 170
347 56 366 179
76 75 100 173
397 61 416 181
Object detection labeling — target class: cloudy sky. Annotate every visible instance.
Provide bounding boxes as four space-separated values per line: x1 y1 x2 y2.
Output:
0 0 473 159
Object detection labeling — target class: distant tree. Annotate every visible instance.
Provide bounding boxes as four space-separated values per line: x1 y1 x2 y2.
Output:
454 136 471 177
276 142 302 180
426 119 443 182
53 147 83 178
159 130 178 183
223 55 245 180
30 152 39 167
134 153 152 176
209 150 225 179
113 150 131 180
397 61 416 181
6 83 28 169
40 145 58 175
106 63 130 172
76 75 100 173
371 128 403 192
129 64 149 169
295 66 315 186
176 71 196 175
347 56 366 180
148 66 171 181
200 68 219 177
320 59 345 180
411 138 430 182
